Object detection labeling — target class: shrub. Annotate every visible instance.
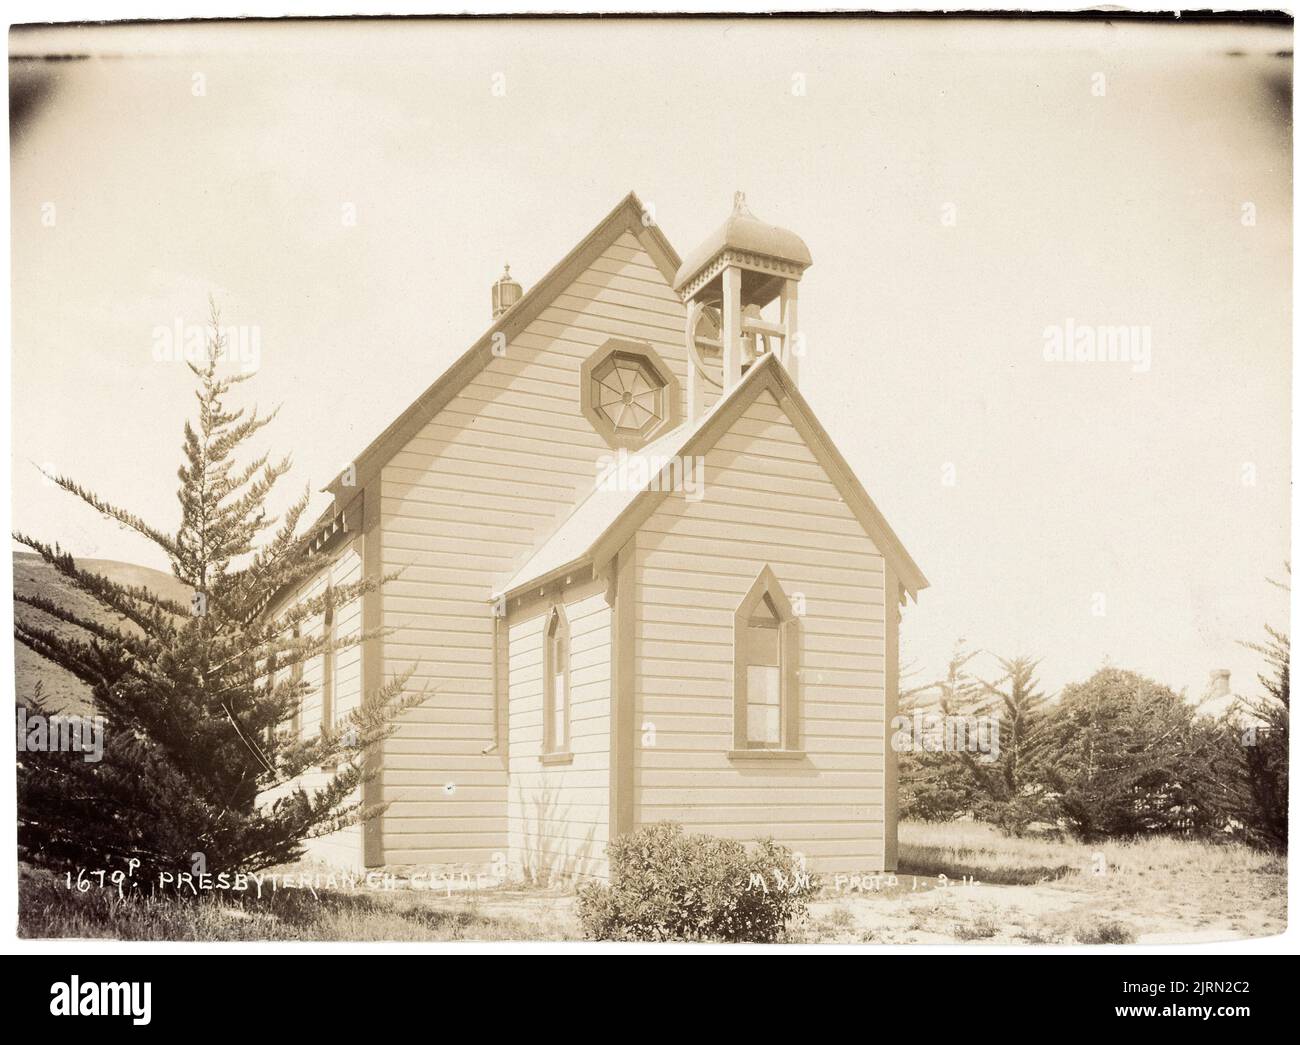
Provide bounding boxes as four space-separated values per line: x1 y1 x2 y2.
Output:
953 914 1000 941
1073 919 1136 945
977 793 1053 838
576 822 814 942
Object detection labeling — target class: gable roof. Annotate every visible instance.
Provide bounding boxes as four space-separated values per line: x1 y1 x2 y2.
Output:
322 191 681 499
499 352 928 602
500 392 714 595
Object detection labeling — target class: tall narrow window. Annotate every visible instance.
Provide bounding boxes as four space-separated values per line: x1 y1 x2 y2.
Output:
543 606 570 756
263 645 279 746
321 588 336 733
289 623 303 739
734 567 800 752
745 593 783 746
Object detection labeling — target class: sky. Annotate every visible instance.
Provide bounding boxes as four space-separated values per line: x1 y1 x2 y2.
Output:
8 16 1293 699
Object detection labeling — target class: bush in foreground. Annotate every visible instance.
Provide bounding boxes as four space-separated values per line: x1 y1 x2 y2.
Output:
576 822 814 942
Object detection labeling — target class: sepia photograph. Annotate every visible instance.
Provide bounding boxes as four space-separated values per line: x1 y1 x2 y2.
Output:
3 4 1295 975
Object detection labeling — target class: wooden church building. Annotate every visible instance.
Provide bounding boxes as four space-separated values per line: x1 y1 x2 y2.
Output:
272 192 927 880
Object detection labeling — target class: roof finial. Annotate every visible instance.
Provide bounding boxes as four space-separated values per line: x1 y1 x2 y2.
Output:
733 190 747 213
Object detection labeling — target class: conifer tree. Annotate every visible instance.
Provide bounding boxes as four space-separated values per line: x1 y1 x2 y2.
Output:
1040 668 1228 840
963 655 1053 834
1225 566 1289 851
15 304 419 883
897 641 982 821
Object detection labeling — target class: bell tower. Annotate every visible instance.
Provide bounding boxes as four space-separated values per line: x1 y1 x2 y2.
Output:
672 192 812 421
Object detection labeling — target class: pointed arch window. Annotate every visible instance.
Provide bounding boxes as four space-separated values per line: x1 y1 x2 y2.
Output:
543 606 571 756
733 567 800 752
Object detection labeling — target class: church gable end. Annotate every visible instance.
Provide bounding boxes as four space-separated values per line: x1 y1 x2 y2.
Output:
373 205 688 868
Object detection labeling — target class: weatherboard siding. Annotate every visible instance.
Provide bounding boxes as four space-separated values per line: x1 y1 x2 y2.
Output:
506 583 612 881
378 230 687 868
633 389 892 875
259 544 365 870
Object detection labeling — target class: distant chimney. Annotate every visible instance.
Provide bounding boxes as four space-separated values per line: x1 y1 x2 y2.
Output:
1205 669 1231 702
491 264 523 320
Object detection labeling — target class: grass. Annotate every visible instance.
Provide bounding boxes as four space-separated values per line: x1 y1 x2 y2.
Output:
18 865 578 942
900 819 1284 887
873 820 1285 945
19 821 1288 944
899 820 1077 884
953 914 1000 941
1072 919 1137 945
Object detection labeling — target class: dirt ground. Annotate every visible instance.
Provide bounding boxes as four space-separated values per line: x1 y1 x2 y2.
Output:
324 866 1284 945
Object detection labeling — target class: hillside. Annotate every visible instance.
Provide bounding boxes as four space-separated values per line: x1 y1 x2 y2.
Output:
12 552 191 714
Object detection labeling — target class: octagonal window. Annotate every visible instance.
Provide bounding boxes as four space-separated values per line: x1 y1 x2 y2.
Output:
580 339 680 448
592 351 666 437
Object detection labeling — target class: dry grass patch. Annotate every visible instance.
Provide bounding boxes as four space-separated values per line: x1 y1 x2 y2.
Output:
19 865 580 942
818 821 1286 945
